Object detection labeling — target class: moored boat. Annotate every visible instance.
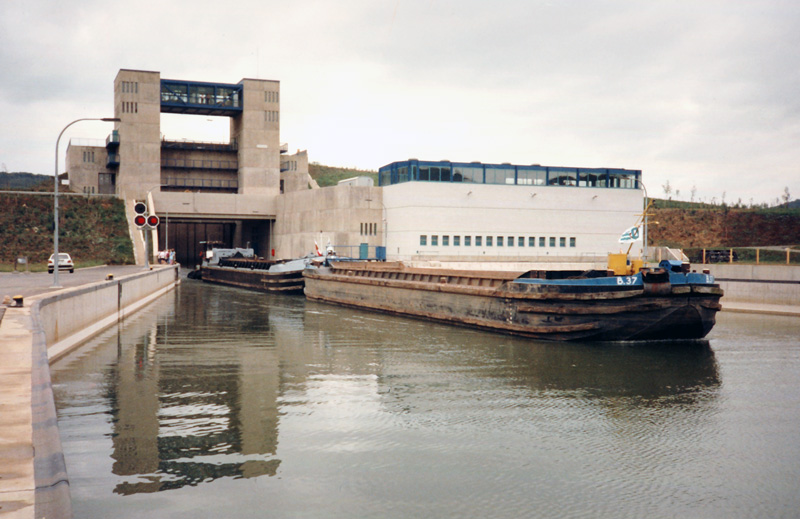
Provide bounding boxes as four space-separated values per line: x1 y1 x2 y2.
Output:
199 248 326 294
302 260 724 341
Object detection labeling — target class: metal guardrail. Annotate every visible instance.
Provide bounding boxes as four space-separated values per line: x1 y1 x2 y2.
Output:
684 247 799 265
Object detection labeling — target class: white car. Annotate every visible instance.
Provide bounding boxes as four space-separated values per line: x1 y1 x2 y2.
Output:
48 253 74 273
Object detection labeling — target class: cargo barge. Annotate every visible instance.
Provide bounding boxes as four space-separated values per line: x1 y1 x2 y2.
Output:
302 260 724 341
197 248 321 294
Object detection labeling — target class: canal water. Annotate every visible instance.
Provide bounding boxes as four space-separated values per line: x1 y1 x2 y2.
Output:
51 278 800 518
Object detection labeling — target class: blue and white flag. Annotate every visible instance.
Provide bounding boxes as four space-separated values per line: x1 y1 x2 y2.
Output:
618 226 642 244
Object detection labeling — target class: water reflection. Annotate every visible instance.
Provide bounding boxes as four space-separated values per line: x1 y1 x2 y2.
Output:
53 280 723 501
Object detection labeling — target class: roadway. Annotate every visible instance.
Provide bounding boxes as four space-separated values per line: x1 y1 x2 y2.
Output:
0 265 164 300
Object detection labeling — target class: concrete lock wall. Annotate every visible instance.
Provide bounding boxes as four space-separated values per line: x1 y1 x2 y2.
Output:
701 263 800 306
38 266 180 361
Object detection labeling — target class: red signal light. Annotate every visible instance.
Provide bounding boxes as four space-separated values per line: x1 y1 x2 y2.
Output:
147 215 160 227
134 214 147 228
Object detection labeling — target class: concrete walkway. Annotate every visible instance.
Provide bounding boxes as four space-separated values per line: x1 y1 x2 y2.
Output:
0 303 35 518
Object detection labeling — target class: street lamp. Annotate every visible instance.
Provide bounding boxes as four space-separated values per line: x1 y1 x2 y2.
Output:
52 117 120 288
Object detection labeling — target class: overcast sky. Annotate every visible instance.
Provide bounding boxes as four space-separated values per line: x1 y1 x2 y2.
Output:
1 0 798 204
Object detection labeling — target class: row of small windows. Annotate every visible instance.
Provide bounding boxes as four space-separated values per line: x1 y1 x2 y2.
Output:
420 235 577 248
122 101 138 114
266 110 279 122
361 222 378 236
121 81 138 94
265 91 280 103
282 160 298 171
82 151 96 163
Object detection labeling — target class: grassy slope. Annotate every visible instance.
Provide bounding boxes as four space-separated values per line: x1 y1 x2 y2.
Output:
649 199 800 248
0 189 134 267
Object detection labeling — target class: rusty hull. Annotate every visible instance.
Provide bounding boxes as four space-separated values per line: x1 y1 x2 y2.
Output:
201 266 304 294
302 262 723 341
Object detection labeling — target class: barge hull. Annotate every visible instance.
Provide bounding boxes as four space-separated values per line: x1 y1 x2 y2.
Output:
201 266 304 294
303 264 722 342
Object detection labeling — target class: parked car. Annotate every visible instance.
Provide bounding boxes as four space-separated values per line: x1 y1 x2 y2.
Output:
48 253 74 273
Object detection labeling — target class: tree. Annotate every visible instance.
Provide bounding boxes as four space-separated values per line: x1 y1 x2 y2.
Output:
662 180 672 200
782 186 791 205
690 185 697 203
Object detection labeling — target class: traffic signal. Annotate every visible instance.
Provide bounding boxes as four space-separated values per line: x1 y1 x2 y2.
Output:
133 201 159 228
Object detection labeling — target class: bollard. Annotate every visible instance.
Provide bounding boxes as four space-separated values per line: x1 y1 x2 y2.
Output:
106 274 114 281
12 295 24 307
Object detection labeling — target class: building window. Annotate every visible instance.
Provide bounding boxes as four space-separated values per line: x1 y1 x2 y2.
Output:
420 235 427 246
539 237 546 247
529 237 535 247
550 237 556 247
519 237 525 247
432 235 438 246
560 237 566 247
454 235 460 246
508 236 514 247
486 236 492 246
497 236 503 247
570 237 576 247
443 235 449 246
280 179 284 194
475 236 482 247
465 236 471 246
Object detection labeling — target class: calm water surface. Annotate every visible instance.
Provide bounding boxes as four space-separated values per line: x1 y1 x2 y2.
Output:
51 278 800 518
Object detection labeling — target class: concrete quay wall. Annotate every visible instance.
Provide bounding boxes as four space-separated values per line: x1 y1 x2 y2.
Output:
0 266 179 519
702 263 800 307
39 266 179 362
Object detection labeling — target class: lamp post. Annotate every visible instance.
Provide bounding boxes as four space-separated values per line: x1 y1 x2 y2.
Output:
52 117 120 288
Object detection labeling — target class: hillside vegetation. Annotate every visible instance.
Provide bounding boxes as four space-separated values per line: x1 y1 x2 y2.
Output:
309 163 378 187
649 200 800 248
0 191 134 267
